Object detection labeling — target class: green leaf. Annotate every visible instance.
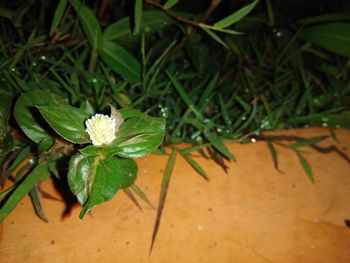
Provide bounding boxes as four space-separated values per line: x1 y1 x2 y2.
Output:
0 92 12 135
167 72 202 119
267 140 279 171
103 11 174 44
79 156 124 219
213 0 259 29
79 100 95 116
38 136 55 153
14 90 68 143
29 187 48 222
68 153 94 205
0 162 50 223
49 0 68 36
150 149 177 253
79 108 161 159
199 23 242 34
0 133 14 159
134 0 143 34
164 0 179 9
204 131 235 161
295 151 314 183
180 151 208 181
200 27 228 49
99 41 141 83
299 23 350 57
109 114 165 158
288 136 328 149
37 104 90 144
119 158 138 188
70 0 102 49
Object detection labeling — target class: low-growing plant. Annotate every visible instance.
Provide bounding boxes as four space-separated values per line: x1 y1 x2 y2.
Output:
0 0 349 251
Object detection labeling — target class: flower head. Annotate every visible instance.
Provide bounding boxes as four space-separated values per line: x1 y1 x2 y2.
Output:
85 114 117 146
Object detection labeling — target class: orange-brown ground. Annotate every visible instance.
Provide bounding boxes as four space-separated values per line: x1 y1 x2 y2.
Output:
1 128 350 263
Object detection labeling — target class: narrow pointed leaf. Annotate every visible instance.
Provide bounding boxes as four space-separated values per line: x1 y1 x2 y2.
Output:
299 23 350 57
295 151 314 182
29 187 49 222
99 41 141 83
50 0 68 36
214 0 259 29
134 0 143 34
267 140 279 171
150 149 177 253
180 151 209 181
204 130 235 161
70 0 102 49
164 0 179 9
0 162 50 223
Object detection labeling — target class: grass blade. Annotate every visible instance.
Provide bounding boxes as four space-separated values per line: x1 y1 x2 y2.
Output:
295 151 314 183
150 149 177 254
179 151 209 181
164 0 179 9
0 162 50 223
204 130 235 161
134 0 143 34
29 186 48 222
267 140 281 172
50 0 68 36
167 72 202 119
213 0 259 29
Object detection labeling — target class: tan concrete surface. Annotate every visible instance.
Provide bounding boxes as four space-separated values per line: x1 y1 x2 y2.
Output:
1 128 350 263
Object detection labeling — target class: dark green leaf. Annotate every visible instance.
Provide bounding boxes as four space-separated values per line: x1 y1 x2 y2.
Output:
150 149 177 253
49 0 68 36
164 0 179 9
14 90 67 143
299 23 350 57
79 100 95 116
29 187 48 222
267 140 279 171
200 27 228 49
295 151 314 183
0 92 12 135
213 0 259 28
37 104 90 144
204 131 235 161
103 11 174 44
180 151 209 181
70 0 102 49
289 136 328 149
99 41 141 83
79 156 124 219
0 133 14 159
167 72 202 119
68 153 94 205
134 0 143 34
119 158 138 188
38 137 55 153
111 116 165 158
0 162 50 223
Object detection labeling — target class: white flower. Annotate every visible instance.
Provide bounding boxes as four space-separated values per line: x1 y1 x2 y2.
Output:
85 114 117 146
